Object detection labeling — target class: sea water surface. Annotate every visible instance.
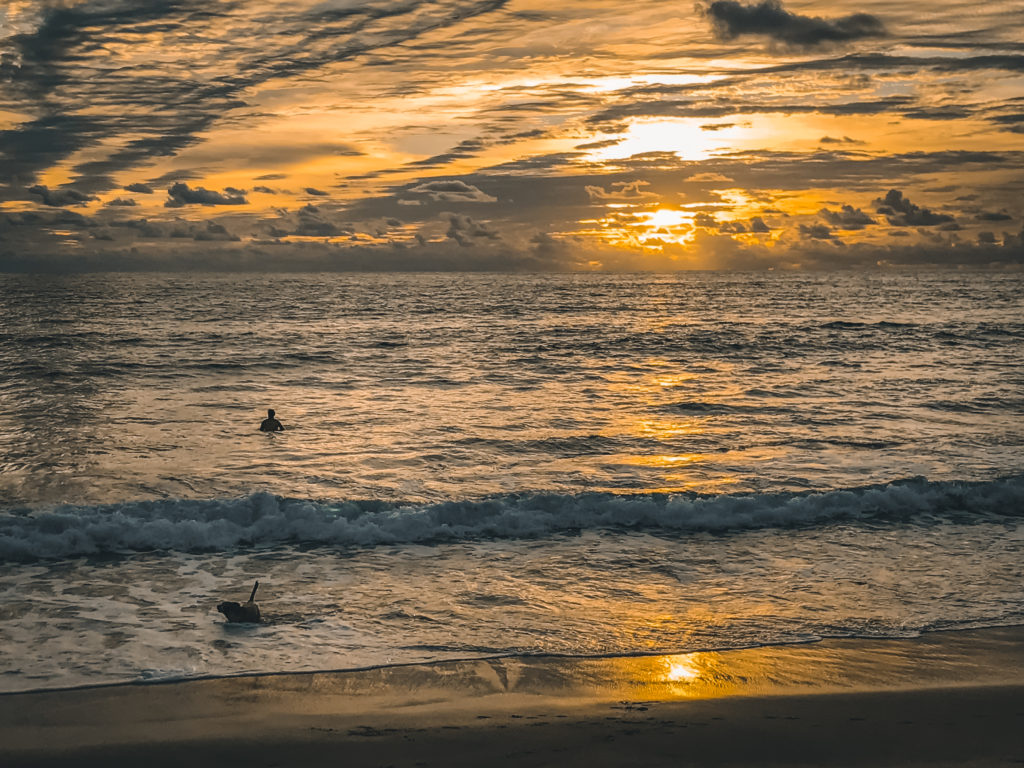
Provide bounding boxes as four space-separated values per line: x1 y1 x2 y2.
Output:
0 271 1022 692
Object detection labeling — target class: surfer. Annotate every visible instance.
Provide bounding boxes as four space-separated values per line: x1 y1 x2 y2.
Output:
259 408 284 432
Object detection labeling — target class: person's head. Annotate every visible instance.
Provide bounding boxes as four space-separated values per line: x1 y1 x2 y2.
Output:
267 409 275 418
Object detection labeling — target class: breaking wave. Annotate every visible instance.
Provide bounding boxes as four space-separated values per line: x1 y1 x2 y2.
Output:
1 476 1021 562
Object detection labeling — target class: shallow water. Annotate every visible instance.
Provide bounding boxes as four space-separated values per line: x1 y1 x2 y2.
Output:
1 272 1022 691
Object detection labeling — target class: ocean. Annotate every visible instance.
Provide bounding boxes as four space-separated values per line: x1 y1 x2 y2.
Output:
1 271 1022 693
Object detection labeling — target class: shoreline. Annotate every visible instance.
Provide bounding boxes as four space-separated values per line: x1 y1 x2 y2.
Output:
3 626 1023 766
3 621 1023 698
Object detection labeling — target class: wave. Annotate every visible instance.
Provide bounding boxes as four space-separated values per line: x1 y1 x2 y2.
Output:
1 477 1021 562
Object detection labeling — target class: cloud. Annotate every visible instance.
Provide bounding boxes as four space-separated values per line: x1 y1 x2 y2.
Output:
304 187 329 196
407 180 497 203
819 204 875 230
704 1 886 48
257 203 353 238
585 181 658 201
684 173 734 183
105 197 138 207
410 139 487 168
977 211 1013 221
988 113 1024 133
293 204 347 237
575 138 621 150
749 216 771 232
873 189 954 226
587 96 914 126
800 223 834 240
750 54 1024 79
27 184 95 207
0 0 511 196
164 182 248 207
20 184 85 210
819 136 864 145
124 183 154 194
446 214 500 246
193 221 240 242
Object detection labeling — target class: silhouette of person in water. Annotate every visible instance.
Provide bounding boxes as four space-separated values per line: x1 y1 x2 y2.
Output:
259 408 284 432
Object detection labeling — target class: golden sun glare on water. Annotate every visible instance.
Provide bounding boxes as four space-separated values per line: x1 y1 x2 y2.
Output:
664 654 703 683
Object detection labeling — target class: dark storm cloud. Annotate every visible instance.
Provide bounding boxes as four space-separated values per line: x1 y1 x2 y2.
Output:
164 183 248 208
819 205 875 230
799 223 835 240
445 214 500 246
27 184 95 207
257 203 354 238
2 208 93 230
703 1 886 49
874 190 954 227
293 207 347 237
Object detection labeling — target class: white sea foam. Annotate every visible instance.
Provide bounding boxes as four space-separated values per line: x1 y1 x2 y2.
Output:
2 477 1020 562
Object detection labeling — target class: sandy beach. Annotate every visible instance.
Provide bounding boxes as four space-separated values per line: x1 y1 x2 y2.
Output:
3 627 1022 767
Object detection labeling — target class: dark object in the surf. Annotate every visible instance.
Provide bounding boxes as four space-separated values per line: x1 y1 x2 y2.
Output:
217 581 261 623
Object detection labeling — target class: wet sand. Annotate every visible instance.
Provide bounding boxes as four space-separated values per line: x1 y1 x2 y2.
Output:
3 627 1023 767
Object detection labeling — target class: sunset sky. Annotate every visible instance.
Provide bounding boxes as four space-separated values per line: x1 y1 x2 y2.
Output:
1 0 1022 270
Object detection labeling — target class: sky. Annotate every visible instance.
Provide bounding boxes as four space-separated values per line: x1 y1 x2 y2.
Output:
1 0 1022 271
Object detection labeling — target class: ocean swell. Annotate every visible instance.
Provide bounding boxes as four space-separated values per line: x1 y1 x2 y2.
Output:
1 476 1021 562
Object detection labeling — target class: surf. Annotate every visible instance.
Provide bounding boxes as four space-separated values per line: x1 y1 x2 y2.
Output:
2 476 1021 562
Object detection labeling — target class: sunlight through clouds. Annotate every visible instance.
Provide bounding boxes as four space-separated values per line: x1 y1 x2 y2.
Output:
0 0 1021 270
